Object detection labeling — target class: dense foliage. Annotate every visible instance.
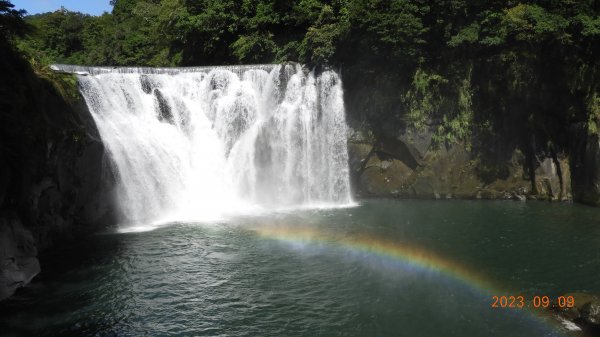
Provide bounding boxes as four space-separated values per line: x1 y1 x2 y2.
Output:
6 0 600 183
0 0 27 39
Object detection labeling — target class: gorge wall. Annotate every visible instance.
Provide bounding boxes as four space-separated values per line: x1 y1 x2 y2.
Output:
0 48 117 300
342 62 600 205
346 125 574 202
346 124 600 205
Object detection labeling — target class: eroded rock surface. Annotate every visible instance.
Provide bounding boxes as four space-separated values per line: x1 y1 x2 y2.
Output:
552 293 600 333
348 126 572 201
0 50 117 300
0 217 40 300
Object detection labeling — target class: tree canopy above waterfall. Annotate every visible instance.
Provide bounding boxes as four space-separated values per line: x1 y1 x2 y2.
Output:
13 1 598 68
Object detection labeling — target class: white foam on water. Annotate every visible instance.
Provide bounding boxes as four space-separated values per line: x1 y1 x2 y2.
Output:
557 317 581 331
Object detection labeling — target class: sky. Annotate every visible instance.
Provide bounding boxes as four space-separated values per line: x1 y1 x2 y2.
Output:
11 0 113 16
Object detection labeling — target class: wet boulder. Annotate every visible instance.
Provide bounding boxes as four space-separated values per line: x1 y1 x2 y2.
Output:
552 293 600 331
153 89 174 125
140 75 154 94
0 217 40 301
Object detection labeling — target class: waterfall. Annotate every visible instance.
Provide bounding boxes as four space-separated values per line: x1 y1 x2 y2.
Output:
59 63 353 224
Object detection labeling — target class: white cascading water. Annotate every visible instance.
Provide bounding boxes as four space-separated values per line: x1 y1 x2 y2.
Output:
56 64 353 224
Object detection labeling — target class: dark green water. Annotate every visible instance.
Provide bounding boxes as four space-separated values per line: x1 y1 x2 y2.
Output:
1 200 599 337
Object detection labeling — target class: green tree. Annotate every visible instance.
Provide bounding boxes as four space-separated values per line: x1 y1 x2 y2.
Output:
0 0 28 41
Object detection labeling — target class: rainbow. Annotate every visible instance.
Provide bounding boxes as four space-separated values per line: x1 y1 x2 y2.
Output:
253 225 504 293
251 225 566 333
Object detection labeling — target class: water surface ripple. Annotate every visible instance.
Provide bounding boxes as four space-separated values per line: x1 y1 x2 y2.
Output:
1 200 599 337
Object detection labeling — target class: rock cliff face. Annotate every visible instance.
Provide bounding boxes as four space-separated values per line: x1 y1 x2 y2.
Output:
552 293 600 333
0 49 117 300
0 217 40 300
340 59 598 204
571 124 600 206
347 124 575 202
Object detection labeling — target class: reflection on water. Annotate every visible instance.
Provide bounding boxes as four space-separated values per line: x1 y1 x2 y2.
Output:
1 200 599 337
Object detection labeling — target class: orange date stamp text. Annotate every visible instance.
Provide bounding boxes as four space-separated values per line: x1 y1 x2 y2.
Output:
491 295 575 309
